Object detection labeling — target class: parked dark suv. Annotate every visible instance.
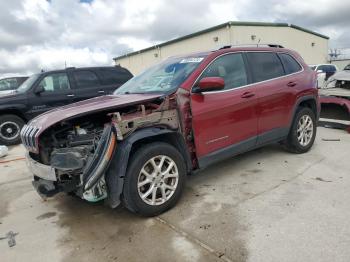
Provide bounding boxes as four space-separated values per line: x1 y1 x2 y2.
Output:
0 66 132 145
22 45 319 216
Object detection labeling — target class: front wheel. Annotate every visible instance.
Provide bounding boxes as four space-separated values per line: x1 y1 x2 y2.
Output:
122 142 186 216
0 114 25 146
285 107 317 153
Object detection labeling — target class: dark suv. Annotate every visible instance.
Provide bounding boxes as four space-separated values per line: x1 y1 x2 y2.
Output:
0 66 132 145
22 46 319 216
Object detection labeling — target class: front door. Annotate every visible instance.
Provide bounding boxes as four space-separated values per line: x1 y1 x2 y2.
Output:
190 53 259 167
26 72 74 119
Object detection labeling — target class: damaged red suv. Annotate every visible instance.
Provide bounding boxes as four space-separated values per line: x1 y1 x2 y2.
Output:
22 45 319 216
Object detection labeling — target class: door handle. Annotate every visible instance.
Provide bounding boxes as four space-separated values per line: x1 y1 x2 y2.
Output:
287 81 297 87
67 94 75 97
241 92 255 98
98 90 105 94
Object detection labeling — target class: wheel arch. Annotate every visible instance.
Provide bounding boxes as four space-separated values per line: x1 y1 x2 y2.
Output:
0 108 28 122
289 95 319 130
105 127 191 209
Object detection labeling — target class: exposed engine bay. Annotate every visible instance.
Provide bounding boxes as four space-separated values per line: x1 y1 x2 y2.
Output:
31 97 181 203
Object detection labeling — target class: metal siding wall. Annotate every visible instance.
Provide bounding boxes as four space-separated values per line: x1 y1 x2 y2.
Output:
231 26 328 64
115 26 328 74
330 60 350 70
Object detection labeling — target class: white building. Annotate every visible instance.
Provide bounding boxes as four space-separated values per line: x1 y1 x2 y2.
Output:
114 21 329 74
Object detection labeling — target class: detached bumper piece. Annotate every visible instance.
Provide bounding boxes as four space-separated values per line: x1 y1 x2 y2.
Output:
81 124 116 201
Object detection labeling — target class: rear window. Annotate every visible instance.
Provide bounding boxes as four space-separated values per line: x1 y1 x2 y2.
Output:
100 68 133 85
279 53 302 74
246 52 284 82
326 65 337 72
74 70 100 88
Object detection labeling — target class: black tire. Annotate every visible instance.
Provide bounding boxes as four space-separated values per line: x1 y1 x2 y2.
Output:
285 107 317 153
122 142 186 217
0 114 25 146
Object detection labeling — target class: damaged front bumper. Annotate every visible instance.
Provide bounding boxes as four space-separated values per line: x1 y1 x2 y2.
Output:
26 152 60 198
27 124 117 202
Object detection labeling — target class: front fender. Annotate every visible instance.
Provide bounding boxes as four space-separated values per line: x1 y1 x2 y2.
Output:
105 127 178 208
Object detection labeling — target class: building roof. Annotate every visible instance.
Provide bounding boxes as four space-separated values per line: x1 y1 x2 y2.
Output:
113 21 329 60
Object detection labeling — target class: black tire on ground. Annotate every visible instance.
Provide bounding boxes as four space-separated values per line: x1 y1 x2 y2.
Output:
285 107 317 154
0 114 25 146
122 142 186 217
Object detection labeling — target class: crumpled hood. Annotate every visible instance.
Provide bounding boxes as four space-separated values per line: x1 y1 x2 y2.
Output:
330 70 350 81
29 94 163 130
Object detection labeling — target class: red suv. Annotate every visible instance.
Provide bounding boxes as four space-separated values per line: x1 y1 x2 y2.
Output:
21 45 319 216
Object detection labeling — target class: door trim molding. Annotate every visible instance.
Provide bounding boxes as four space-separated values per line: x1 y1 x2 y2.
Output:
198 127 289 169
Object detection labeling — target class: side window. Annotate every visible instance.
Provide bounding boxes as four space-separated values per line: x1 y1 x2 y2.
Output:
100 69 132 85
246 52 284 82
199 53 248 90
38 73 70 92
0 79 17 90
73 70 100 88
279 53 302 74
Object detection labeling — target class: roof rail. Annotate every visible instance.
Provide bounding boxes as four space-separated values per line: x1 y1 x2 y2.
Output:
219 44 284 50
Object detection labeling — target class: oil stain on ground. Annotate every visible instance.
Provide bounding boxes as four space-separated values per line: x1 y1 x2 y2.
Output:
36 212 57 220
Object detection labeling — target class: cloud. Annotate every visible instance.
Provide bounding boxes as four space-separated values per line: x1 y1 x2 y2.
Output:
0 0 349 77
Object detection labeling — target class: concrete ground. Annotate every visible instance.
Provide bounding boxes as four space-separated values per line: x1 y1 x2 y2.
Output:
1 127 350 262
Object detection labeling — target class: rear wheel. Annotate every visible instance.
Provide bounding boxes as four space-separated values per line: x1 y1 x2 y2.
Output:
122 142 186 216
285 107 317 153
0 114 25 146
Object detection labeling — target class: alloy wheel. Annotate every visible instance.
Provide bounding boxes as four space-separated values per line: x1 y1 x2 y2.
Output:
137 155 179 206
297 115 314 146
0 121 20 141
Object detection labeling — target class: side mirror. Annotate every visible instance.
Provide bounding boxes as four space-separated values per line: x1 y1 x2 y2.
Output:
34 85 45 95
193 77 225 93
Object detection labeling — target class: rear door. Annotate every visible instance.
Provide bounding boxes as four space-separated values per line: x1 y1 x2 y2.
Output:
26 72 74 118
246 52 301 145
191 52 259 166
97 68 133 94
70 69 104 102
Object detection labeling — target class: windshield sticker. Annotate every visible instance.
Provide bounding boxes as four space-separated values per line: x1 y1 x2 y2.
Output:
179 57 204 63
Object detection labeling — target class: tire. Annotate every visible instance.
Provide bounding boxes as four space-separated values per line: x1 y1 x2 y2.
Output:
122 142 186 217
0 114 25 146
285 107 317 153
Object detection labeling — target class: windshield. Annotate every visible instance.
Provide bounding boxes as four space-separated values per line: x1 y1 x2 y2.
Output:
16 74 40 93
114 56 206 95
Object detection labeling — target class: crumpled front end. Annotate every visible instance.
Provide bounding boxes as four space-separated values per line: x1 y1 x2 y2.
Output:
27 123 117 202
22 96 182 205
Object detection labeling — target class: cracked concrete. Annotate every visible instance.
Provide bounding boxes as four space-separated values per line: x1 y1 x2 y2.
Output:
1 127 350 262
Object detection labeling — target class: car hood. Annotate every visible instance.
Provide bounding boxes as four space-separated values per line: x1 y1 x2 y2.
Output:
29 94 163 130
330 70 350 81
0 90 16 96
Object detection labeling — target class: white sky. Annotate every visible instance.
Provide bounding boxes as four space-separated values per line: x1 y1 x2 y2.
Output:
0 0 349 77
